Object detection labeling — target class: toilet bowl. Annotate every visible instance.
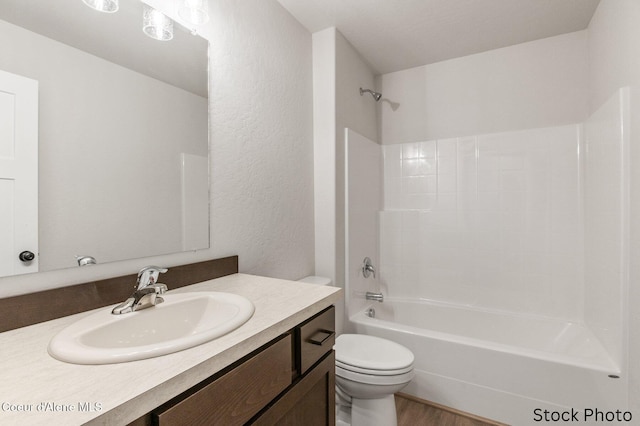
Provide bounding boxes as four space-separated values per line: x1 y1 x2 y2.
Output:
334 334 414 426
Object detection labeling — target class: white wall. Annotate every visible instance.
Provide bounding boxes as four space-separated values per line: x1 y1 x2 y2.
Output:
588 0 640 412
312 28 337 286
312 28 378 332
588 0 640 113
377 31 589 143
205 0 315 278
0 0 315 297
0 19 208 271
336 32 378 145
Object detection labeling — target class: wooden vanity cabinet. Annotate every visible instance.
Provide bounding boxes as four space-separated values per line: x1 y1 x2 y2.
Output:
139 306 336 426
154 335 293 425
254 306 336 426
252 351 335 426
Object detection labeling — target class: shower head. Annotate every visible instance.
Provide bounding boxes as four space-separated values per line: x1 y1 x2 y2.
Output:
359 87 382 102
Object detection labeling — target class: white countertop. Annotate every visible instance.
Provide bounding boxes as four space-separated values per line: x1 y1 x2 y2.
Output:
0 274 342 426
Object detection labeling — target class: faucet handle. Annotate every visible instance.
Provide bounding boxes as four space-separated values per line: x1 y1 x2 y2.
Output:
362 257 376 279
147 283 168 295
136 266 168 290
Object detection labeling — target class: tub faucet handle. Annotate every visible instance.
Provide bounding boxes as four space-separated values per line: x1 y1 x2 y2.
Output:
362 257 376 279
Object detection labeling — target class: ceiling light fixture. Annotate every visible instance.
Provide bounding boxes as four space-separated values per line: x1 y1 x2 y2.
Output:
143 5 174 41
178 0 209 26
82 0 119 13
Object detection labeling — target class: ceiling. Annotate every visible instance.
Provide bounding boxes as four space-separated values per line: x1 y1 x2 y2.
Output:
277 0 601 75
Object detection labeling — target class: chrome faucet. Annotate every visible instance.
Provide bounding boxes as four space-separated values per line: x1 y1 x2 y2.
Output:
76 255 97 266
362 257 376 279
365 291 384 302
112 266 168 315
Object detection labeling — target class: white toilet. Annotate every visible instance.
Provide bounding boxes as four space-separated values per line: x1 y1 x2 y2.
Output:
297 276 415 426
334 334 414 426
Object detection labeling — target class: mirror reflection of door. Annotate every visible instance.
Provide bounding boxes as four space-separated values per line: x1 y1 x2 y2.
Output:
0 69 38 276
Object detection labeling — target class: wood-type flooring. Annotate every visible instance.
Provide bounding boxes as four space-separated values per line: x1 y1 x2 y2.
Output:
396 394 507 426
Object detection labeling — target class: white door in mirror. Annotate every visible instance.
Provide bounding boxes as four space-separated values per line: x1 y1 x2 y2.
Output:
0 70 38 277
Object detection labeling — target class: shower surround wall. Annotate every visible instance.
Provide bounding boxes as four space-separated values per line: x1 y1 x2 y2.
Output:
374 29 593 325
345 129 382 319
380 125 584 321
344 93 632 422
347 89 632 422
584 88 629 370
376 89 631 367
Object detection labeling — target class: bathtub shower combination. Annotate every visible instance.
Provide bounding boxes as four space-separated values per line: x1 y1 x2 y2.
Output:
344 89 632 425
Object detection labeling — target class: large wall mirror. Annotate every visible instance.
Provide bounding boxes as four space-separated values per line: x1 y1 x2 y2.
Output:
0 0 209 279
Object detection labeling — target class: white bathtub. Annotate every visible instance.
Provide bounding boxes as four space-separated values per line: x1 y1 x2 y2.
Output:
350 299 629 425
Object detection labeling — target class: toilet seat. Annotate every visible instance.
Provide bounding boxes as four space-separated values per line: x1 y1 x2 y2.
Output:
336 359 413 376
334 334 414 371
336 364 415 386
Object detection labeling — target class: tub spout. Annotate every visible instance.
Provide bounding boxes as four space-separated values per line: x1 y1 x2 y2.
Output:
366 291 384 302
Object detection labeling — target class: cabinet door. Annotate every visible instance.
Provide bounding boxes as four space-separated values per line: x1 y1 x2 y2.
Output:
253 351 335 426
154 335 292 426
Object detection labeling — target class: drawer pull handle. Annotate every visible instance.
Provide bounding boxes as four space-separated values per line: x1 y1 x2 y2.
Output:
308 329 335 346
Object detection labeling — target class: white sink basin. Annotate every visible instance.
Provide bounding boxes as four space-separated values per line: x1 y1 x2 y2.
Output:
48 292 255 364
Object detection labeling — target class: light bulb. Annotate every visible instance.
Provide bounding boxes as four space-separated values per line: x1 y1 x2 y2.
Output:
82 0 119 13
143 5 174 41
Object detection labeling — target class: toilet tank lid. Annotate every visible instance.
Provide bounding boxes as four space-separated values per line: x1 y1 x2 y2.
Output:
298 276 332 286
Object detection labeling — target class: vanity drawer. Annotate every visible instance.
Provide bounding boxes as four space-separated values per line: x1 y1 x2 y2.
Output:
154 334 292 426
297 306 335 375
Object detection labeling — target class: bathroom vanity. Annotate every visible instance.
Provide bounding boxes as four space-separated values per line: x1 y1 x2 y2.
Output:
147 305 335 425
0 271 341 425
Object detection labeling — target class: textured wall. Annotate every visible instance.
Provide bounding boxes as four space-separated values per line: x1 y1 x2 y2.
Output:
204 0 315 279
312 28 337 285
